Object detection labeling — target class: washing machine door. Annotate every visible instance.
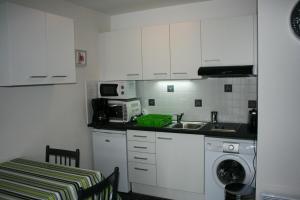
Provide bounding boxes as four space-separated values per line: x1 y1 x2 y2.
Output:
212 154 254 188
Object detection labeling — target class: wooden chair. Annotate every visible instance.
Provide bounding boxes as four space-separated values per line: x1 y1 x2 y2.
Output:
45 145 80 168
77 167 119 200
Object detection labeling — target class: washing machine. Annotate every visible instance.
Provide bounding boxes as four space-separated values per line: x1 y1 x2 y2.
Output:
205 137 256 200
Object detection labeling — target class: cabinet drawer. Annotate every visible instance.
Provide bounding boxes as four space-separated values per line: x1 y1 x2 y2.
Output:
128 141 155 153
128 151 156 164
128 162 156 186
127 130 155 142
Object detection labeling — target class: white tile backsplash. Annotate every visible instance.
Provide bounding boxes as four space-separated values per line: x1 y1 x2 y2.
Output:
136 78 257 123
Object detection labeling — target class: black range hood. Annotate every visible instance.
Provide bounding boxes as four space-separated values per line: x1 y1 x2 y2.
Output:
198 65 254 78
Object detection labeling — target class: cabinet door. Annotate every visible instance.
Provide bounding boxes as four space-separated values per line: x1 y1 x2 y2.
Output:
128 162 157 186
156 132 204 194
46 13 75 84
99 29 142 81
201 15 254 66
8 3 48 85
142 25 170 80
92 131 129 192
170 22 201 79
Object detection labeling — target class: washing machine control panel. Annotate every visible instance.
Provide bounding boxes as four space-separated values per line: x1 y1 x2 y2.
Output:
223 143 239 153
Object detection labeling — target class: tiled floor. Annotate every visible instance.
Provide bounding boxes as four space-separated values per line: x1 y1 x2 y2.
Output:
119 192 170 200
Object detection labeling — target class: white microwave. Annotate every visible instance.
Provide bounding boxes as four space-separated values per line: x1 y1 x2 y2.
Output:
98 81 136 99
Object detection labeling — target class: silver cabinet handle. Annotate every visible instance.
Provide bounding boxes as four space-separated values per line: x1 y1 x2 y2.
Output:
52 75 67 78
134 156 148 160
204 59 221 62
133 146 147 149
127 73 139 76
157 137 173 140
172 72 188 75
153 73 167 75
30 75 48 78
134 167 148 171
133 135 147 138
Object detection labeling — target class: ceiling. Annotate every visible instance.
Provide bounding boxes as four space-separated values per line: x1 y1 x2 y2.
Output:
65 0 210 15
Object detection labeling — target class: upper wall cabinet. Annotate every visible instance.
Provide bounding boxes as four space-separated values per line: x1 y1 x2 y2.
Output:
170 22 201 79
98 29 142 81
0 2 75 86
46 13 75 84
142 25 170 80
201 15 254 67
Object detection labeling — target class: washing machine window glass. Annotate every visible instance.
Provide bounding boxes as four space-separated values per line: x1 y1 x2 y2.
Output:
216 159 246 185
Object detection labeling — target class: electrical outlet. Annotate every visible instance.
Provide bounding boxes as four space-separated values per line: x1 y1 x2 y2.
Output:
195 99 202 107
148 99 155 106
167 85 174 92
248 100 257 108
224 84 232 92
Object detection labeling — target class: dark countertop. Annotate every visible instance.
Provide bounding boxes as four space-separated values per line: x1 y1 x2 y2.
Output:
89 122 257 140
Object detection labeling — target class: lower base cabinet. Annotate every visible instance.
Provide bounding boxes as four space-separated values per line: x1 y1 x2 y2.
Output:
128 162 156 186
156 132 204 194
127 130 205 199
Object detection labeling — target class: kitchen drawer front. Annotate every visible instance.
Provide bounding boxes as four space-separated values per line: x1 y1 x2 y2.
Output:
128 162 156 186
128 151 156 164
127 130 156 142
128 141 155 153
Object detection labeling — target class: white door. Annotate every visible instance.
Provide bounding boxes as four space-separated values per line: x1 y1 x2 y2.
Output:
46 13 75 84
170 21 201 79
142 25 170 80
156 132 204 194
201 15 254 66
8 3 47 85
92 131 130 192
99 29 142 81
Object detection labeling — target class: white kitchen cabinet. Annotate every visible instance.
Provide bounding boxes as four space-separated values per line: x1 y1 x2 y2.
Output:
99 29 142 81
128 151 156 165
127 130 156 142
46 13 75 84
0 2 75 86
128 141 156 153
128 162 157 186
127 130 157 186
170 22 201 79
92 129 130 192
201 15 254 67
142 25 170 80
0 2 47 86
156 132 204 194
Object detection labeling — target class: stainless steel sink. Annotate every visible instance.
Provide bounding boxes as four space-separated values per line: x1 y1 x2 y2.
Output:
208 123 241 133
210 128 237 133
166 121 207 130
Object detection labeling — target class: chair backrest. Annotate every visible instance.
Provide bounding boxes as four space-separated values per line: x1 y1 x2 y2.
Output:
45 145 80 168
77 167 119 200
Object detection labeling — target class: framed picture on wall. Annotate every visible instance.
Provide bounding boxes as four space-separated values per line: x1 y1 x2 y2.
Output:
75 49 87 66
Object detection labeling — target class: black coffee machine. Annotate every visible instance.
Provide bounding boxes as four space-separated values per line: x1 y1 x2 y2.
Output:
92 98 109 125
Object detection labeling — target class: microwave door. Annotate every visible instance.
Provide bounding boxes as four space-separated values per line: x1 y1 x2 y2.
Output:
100 84 118 97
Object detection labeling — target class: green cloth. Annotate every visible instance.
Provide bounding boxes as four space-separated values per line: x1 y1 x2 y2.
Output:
0 158 121 200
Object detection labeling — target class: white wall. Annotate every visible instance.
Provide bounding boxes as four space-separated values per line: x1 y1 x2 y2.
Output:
0 0 110 169
111 0 256 30
137 78 257 123
256 0 300 199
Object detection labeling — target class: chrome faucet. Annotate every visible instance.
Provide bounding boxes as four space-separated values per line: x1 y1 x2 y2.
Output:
176 113 184 124
211 111 218 124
